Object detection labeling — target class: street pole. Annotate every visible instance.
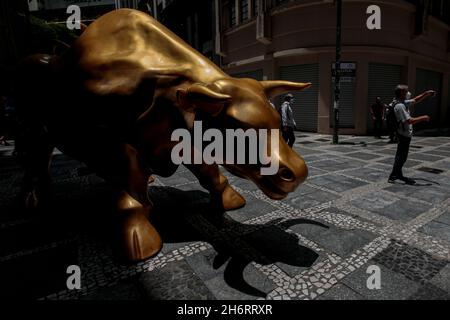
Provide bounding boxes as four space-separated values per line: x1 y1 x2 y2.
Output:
333 0 342 145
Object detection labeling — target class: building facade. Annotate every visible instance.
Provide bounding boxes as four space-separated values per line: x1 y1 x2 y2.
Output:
0 0 29 93
217 0 450 134
28 0 152 22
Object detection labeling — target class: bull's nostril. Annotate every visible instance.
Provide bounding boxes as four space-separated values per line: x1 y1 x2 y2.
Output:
279 167 295 182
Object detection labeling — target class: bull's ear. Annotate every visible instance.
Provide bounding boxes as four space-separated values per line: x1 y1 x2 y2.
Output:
260 81 312 98
177 83 232 116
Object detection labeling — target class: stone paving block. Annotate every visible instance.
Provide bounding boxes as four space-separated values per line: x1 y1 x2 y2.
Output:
418 221 450 243
289 222 377 258
342 262 421 300
344 167 387 183
416 140 447 146
408 171 450 187
308 174 368 193
306 166 328 177
377 157 423 168
430 264 450 293
302 155 325 163
81 278 144 300
293 147 325 156
427 149 450 157
408 283 450 300
283 189 340 209
345 152 383 161
365 147 397 156
435 212 450 226
306 159 352 172
432 160 450 171
284 184 323 198
226 196 278 223
138 260 215 300
230 178 260 192
372 240 448 285
323 146 359 154
351 193 431 222
317 284 366 300
157 174 198 187
407 153 444 162
384 184 450 204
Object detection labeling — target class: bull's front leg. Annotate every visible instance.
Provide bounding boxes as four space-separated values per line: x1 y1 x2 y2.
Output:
113 144 162 261
186 163 246 212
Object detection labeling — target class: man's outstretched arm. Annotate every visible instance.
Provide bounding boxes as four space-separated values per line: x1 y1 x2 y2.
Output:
411 90 436 105
406 115 430 125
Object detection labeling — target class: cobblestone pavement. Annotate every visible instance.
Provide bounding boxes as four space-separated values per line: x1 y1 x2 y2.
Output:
0 133 449 300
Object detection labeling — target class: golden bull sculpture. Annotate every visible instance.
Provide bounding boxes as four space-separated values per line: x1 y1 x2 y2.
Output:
15 9 311 261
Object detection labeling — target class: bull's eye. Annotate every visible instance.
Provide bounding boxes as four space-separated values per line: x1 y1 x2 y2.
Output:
279 167 295 182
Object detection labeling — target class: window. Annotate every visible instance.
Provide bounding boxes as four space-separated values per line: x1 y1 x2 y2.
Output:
253 0 260 16
275 0 289 5
230 2 236 26
240 0 249 22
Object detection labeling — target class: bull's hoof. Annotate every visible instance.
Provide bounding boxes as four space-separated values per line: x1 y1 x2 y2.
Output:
147 175 156 185
121 212 162 261
213 185 246 212
24 190 39 210
18 188 51 211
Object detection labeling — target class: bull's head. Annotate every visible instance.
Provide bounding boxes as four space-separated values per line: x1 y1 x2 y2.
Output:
176 78 311 200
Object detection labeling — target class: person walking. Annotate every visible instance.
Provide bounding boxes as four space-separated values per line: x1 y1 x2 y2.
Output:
370 97 386 139
385 99 398 144
388 85 435 185
0 95 10 146
280 94 297 148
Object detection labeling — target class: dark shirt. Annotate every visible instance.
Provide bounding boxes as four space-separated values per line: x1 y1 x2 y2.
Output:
371 102 384 119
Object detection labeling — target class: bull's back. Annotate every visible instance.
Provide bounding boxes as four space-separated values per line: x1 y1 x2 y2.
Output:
72 9 226 96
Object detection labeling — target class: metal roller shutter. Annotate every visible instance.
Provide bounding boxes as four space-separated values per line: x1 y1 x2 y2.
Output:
368 63 403 133
230 69 264 80
447 79 450 126
331 81 356 128
414 68 442 129
279 64 319 132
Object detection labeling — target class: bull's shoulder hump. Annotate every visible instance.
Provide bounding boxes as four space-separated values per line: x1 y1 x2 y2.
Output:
74 9 224 89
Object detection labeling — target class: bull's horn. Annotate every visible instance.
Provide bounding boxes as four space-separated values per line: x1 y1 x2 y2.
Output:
260 81 312 98
177 83 232 116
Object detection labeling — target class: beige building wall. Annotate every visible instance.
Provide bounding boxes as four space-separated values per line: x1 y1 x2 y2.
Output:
219 0 450 135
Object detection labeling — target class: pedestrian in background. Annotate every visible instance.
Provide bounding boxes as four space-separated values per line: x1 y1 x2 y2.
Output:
370 97 386 139
0 95 10 146
280 94 297 148
388 85 436 185
385 98 398 144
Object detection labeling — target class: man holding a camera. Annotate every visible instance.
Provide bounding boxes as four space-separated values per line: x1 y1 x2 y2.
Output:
388 85 436 185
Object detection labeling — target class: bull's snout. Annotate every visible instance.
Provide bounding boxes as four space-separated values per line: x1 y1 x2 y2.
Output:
263 140 308 199
279 167 296 182
260 147 308 200
275 157 308 192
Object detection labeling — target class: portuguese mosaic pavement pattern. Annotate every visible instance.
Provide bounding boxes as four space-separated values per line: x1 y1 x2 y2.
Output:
0 133 449 300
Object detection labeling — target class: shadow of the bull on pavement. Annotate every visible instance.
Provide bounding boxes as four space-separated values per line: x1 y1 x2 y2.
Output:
148 186 326 298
